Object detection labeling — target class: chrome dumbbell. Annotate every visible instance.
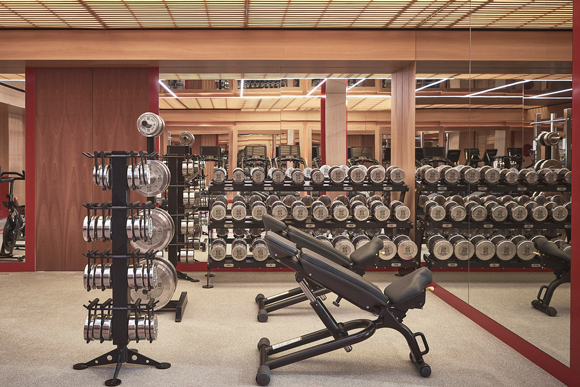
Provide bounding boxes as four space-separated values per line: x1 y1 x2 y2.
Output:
504 201 528 222
212 167 227 183
416 165 439 184
311 200 329 221
291 201 309 222
367 165 386 184
389 200 411 222
331 196 349 221
538 168 559 185
282 194 297 208
332 234 355 257
427 234 453 260
490 235 517 261
393 235 418 260
348 165 366 184
270 200 288 221
250 167 266 184
437 165 459 184
83 263 113 290
250 200 267 221
352 234 371 249
231 196 247 221
328 165 346 184
300 195 314 208
465 200 487 222
286 168 305 184
478 166 500 185
444 200 467 222
511 235 536 261
126 215 153 240
210 238 227 261
519 168 538 185
350 198 370 222
522 200 548 222
485 201 508 222
545 201 568 222
251 238 269 262
231 167 246 184
368 196 390 222
268 167 285 183
470 235 496 261
500 168 519 185
210 195 228 221
231 238 248 262
305 168 325 184
449 235 475 261
386 165 406 184
556 168 572 185
85 314 113 341
374 235 397 261
182 159 201 178
456 165 480 184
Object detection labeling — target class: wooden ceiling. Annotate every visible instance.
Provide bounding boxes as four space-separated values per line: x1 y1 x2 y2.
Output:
0 1 572 29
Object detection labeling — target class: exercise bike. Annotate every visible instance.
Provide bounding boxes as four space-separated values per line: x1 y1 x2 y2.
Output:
0 169 25 260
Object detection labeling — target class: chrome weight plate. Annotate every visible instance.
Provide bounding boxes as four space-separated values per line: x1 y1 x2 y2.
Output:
135 160 171 197
137 112 165 137
130 257 177 310
130 208 175 251
179 131 195 146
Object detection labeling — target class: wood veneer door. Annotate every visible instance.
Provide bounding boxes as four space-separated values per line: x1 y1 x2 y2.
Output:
35 68 93 271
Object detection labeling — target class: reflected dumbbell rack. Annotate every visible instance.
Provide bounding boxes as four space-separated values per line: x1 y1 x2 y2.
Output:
74 151 170 387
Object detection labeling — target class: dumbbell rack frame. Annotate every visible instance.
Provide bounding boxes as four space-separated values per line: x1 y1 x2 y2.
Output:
74 151 170 387
205 178 417 287
415 179 571 270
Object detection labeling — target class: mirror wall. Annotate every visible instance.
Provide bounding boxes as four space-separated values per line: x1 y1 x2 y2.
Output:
0 74 26 264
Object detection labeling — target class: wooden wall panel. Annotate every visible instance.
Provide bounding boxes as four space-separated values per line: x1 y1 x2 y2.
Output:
35 68 93 271
36 67 150 271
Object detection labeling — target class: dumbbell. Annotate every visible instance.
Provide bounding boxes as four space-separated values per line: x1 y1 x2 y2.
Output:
519 169 538 185
504 201 528 222
250 167 265 183
311 200 329 221
291 201 309 221
282 194 297 208
210 195 228 221
231 167 246 184
348 166 366 184
386 166 406 184
329 165 346 184
470 235 496 261
437 165 460 184
210 238 228 261
416 165 439 184
315 234 333 247
265 194 279 208
233 228 246 238
465 200 487 222
393 235 418 260
212 167 227 183
183 189 201 208
180 219 201 237
490 235 517 261
522 201 548 222
368 196 390 221
449 235 475 261
367 165 386 184
365 228 382 238
182 159 201 178
547 195 565 205
538 168 558 185
554 240 571 254
477 166 500 184
250 200 267 221
319 165 331 178
318 194 332 207
231 238 248 262
270 200 288 221
556 168 572 184
545 201 568 222
389 200 411 222
268 167 285 183
457 165 480 184
352 234 371 249
444 200 467 222
373 235 397 261
231 196 247 221
421 199 446 222
332 234 355 257
427 234 453 260
485 201 508 222
510 235 536 261
300 195 314 208
350 198 370 222
306 168 325 184
331 197 350 221
500 168 519 185
286 167 305 184
251 238 270 262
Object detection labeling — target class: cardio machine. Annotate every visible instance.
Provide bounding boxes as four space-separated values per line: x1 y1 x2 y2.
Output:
256 230 433 385
0 168 25 260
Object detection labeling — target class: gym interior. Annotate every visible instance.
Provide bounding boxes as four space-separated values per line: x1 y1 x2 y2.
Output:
0 2 578 386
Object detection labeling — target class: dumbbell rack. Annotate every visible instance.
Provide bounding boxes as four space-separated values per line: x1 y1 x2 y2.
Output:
205 178 416 287
415 179 571 269
74 151 170 386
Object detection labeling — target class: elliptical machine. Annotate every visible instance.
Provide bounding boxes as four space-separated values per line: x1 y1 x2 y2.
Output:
0 168 25 260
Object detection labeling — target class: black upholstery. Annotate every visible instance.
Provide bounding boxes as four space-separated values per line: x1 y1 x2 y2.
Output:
262 214 288 234
300 248 388 309
384 267 432 304
287 226 352 267
350 238 382 266
264 232 301 272
535 239 571 264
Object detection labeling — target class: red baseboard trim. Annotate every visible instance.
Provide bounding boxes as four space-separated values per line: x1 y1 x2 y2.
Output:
431 283 577 386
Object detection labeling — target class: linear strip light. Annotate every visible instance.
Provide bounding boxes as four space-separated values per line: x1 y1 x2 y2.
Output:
158 80 178 98
529 88 572 98
239 79 244 98
0 79 25 81
347 78 366 91
415 78 451 92
306 79 327 97
467 80 531 97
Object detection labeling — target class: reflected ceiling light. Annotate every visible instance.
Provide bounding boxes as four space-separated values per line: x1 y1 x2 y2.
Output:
347 79 366 91
239 79 244 98
0 79 25 81
158 80 177 98
415 78 451 92
467 80 531 97
306 79 327 97
529 88 572 98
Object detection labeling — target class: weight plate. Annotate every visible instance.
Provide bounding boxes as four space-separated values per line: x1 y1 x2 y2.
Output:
130 208 175 251
542 159 563 170
136 160 171 197
179 131 195 146
137 112 165 137
130 257 177 311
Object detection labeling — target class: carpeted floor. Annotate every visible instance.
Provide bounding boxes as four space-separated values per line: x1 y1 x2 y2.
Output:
0 270 565 387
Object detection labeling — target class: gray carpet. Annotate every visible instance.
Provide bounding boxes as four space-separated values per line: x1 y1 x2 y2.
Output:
435 271 570 366
0 271 564 387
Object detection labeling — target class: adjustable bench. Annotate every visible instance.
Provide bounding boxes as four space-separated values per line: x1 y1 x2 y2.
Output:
255 214 384 322
532 238 571 316
256 231 433 386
